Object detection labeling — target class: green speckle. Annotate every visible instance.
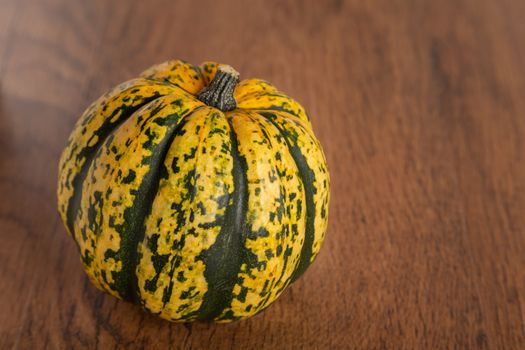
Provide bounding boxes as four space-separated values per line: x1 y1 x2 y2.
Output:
121 169 136 184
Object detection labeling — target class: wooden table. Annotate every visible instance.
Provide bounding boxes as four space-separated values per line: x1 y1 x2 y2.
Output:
1 0 525 348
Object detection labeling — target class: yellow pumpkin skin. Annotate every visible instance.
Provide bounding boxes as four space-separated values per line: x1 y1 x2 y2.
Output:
57 60 330 322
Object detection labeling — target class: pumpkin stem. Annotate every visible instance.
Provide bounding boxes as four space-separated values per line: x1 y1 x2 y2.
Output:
197 64 240 112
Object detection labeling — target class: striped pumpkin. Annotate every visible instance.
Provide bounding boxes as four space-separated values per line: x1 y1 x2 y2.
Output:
57 60 330 322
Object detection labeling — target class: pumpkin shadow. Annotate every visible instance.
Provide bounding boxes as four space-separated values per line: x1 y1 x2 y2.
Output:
71 280 329 348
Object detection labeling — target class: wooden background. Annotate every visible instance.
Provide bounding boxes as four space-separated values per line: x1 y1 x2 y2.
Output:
1 0 525 348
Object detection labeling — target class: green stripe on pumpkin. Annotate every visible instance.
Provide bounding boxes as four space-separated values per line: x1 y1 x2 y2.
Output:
196 115 249 321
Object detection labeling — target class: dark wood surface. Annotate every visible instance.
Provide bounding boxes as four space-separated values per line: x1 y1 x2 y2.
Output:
1 0 525 348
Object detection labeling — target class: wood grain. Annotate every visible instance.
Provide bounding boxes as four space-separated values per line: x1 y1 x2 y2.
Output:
1 0 525 348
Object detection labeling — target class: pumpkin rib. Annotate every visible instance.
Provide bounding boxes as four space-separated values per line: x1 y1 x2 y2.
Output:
157 108 217 318
65 97 160 239
233 79 278 101
59 79 180 237
258 111 319 282
139 60 205 95
254 108 315 135
236 91 310 123
80 97 203 300
136 107 235 321
211 112 305 320
126 106 206 303
243 111 307 311
262 110 330 262
196 113 249 321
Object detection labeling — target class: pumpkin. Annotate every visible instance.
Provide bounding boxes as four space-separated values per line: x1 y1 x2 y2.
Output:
57 60 330 322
